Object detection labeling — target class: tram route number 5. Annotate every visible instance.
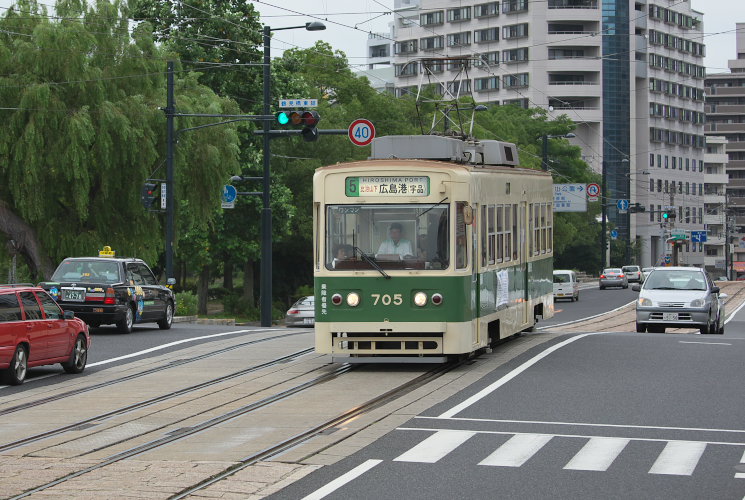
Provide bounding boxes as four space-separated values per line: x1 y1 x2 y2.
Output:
372 293 403 306
349 119 375 147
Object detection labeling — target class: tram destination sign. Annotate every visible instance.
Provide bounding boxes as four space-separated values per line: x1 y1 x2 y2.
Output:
345 176 430 197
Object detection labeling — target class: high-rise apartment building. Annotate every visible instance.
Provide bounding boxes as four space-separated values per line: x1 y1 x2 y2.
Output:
704 23 745 278
702 136 729 277
390 0 706 267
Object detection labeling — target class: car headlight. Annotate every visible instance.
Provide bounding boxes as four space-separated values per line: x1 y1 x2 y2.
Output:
690 298 704 308
638 297 652 307
346 292 360 307
414 292 428 307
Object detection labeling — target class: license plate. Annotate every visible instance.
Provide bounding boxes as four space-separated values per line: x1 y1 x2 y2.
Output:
303 318 313 324
662 312 678 321
62 288 86 302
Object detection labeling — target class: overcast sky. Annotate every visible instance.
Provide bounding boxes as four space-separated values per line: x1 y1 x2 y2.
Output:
0 0 739 73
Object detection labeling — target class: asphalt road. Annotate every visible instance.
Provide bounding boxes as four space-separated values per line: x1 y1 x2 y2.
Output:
270 307 745 499
540 282 639 329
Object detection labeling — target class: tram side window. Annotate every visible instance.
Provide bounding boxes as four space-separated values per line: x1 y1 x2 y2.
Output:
511 204 519 261
496 205 504 263
540 203 547 254
547 203 553 253
504 204 512 262
533 203 540 256
456 202 468 269
487 205 496 265
481 205 488 267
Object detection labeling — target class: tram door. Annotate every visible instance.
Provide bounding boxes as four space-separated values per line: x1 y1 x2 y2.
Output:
521 201 529 325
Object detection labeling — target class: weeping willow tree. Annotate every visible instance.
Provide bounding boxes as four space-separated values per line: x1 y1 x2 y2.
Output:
0 0 241 279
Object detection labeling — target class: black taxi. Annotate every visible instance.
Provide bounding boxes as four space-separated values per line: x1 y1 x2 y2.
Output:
38 247 176 333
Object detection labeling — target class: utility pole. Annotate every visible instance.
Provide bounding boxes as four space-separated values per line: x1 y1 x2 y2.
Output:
165 61 175 282
601 160 607 269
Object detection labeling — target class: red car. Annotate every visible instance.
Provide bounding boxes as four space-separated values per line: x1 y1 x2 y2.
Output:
0 284 91 385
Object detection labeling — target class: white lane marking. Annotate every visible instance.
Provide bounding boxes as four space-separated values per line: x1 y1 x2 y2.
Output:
301 459 382 500
438 333 599 418
478 433 553 467
87 328 281 367
397 428 745 447
679 341 732 346
736 450 745 479
537 302 635 330
393 430 475 463
649 441 707 475
564 437 630 471
725 298 745 324
418 416 745 435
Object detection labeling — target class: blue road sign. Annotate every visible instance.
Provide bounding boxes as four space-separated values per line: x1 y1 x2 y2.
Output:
690 230 707 243
222 185 237 203
616 199 630 211
664 255 671 264
610 229 618 239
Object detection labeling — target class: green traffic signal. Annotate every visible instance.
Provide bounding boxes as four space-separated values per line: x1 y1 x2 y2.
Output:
662 212 669 219
276 111 290 125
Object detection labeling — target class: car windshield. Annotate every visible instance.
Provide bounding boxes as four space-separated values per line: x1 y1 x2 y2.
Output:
51 259 122 283
622 266 639 272
554 273 571 284
644 270 707 290
326 203 449 271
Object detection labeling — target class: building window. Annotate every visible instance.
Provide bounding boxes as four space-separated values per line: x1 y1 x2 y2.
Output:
475 51 500 67
447 32 471 47
503 0 528 13
475 76 500 91
394 62 418 77
447 80 472 94
420 36 444 51
474 28 499 43
665 156 669 168
685 158 690 171
503 23 529 39
475 2 500 18
420 10 444 26
650 205 654 222
502 47 529 63
650 178 655 192
394 39 417 54
650 153 654 167
503 72 529 88
447 7 471 22
422 60 444 74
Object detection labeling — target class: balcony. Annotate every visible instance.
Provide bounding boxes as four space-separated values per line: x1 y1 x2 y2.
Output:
728 179 745 188
704 193 726 204
727 142 745 152
709 104 745 114
726 160 745 170
708 87 745 97
704 214 725 225
729 197 745 207
705 123 745 133
548 0 598 8
704 173 729 184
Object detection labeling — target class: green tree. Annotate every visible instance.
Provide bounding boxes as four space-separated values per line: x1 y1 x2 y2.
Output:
0 0 241 278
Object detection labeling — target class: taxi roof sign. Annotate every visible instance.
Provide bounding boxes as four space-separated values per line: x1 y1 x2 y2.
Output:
99 246 116 257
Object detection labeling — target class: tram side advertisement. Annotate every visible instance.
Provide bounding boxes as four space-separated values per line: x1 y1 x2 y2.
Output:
345 176 430 197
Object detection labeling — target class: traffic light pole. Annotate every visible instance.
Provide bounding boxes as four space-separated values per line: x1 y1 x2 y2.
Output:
261 25 272 327
601 160 607 269
165 61 175 282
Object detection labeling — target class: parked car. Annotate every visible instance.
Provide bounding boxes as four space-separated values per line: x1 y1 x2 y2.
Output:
634 267 726 334
622 265 643 283
553 270 580 302
642 267 655 281
0 284 91 385
599 268 628 290
38 247 175 333
285 296 315 327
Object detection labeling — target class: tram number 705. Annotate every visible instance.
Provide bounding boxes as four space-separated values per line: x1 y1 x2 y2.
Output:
371 293 403 306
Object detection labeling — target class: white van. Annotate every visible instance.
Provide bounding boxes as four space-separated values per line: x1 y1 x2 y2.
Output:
553 270 580 302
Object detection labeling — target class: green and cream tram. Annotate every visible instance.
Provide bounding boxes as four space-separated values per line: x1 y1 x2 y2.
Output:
313 135 554 362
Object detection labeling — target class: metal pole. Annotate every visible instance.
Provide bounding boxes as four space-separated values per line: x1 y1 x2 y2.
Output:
165 61 175 281
541 135 548 171
626 166 632 264
260 26 273 327
601 160 607 269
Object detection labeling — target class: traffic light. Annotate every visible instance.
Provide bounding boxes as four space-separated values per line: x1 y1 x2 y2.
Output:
629 203 646 213
275 110 321 142
141 182 158 210
662 209 676 220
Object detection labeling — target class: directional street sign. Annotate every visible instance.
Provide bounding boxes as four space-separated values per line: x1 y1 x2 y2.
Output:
278 99 318 108
586 183 600 202
691 230 707 243
610 229 618 239
617 199 630 212
671 231 688 240
553 183 587 212
221 184 237 209
160 182 167 210
664 255 671 264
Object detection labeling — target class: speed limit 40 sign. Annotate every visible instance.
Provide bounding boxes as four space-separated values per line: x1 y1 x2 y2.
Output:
348 119 375 147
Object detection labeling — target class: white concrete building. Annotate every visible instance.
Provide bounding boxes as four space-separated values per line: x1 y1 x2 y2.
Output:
702 136 729 276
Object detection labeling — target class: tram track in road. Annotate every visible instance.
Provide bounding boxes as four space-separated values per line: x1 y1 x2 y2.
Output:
7 360 358 500
0 330 309 416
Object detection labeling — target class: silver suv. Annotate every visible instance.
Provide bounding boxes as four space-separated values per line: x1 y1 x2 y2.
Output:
634 267 727 334
622 265 643 283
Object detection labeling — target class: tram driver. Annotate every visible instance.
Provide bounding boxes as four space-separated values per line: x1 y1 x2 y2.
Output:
376 222 413 259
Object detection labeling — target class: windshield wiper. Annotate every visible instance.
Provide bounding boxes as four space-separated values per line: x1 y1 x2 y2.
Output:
651 287 677 290
417 197 448 219
354 246 390 279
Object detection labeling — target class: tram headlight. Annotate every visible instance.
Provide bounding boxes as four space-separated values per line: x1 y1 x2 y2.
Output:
331 293 343 306
414 292 428 307
431 293 443 306
346 292 360 307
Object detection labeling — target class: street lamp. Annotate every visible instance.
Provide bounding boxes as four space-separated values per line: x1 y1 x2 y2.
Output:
260 21 326 327
541 133 576 171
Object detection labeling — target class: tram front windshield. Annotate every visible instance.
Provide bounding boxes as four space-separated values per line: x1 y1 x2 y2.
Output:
326 204 449 270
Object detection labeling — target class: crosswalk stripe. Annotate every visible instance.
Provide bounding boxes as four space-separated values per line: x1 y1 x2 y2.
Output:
736 449 745 479
478 433 553 467
393 430 476 463
649 441 707 475
564 437 630 471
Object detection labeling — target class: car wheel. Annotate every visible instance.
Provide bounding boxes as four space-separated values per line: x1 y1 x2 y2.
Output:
636 322 646 333
649 325 665 333
116 306 134 334
600 286 605 290
62 335 88 374
575 293 579 302
623 284 628 289
3 345 28 385
157 301 174 330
